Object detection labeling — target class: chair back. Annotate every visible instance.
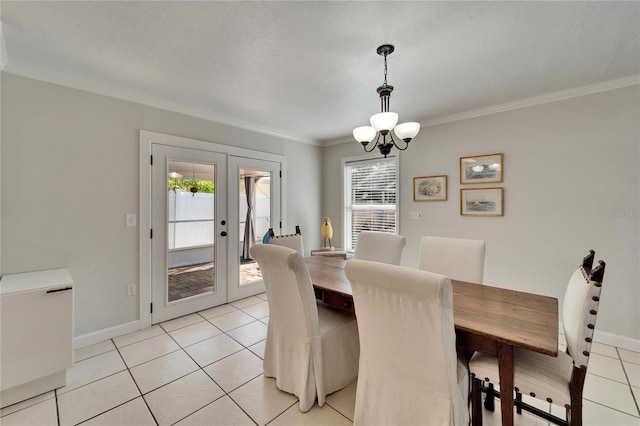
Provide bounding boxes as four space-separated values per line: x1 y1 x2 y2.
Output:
251 243 360 412
345 259 465 425
250 244 319 341
418 236 486 283
269 226 305 255
353 231 406 265
562 250 606 369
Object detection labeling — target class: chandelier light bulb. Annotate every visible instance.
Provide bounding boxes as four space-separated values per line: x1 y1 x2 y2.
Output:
370 112 398 133
353 126 377 144
488 163 500 170
394 122 420 141
472 165 484 173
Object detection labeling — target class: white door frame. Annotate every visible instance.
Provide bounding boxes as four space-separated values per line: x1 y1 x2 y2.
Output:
139 130 286 329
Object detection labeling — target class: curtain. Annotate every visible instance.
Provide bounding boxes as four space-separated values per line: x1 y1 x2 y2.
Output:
242 176 256 260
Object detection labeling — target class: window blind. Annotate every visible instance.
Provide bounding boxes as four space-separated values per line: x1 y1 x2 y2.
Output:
344 156 398 252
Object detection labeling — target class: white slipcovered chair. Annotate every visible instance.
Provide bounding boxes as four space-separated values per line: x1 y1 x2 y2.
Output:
268 226 305 255
469 250 606 426
345 259 470 425
353 231 406 265
250 244 359 412
418 236 486 283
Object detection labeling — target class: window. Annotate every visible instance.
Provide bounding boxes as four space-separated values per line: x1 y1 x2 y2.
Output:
344 156 399 252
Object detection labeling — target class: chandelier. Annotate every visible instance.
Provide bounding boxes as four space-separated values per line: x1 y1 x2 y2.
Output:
353 44 420 157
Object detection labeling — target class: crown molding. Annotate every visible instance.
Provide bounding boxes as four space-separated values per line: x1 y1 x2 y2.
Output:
321 74 640 147
5 64 637 148
421 74 640 129
1 67 318 146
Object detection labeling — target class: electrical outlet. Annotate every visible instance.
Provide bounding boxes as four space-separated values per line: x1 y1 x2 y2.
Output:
127 283 136 296
126 213 137 227
409 211 423 220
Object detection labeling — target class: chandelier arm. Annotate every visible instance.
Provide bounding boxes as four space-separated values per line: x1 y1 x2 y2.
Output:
390 133 411 151
362 133 381 153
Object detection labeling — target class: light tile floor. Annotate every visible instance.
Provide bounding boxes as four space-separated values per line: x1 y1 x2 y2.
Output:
1 294 639 425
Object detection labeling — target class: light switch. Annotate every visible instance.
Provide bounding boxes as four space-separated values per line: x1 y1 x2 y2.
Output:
126 213 137 227
409 211 423 220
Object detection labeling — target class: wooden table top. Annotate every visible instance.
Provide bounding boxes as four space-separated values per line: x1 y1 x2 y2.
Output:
306 256 558 357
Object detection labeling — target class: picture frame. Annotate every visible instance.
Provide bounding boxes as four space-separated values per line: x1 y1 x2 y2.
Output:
413 175 447 201
460 187 504 216
460 153 503 184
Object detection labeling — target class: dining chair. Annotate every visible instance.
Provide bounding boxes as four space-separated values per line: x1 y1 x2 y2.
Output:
469 250 606 426
269 225 305 255
353 231 406 265
418 236 486 283
250 244 359 412
345 259 470 425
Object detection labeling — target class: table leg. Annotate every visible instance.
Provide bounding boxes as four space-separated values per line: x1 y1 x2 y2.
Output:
497 342 515 426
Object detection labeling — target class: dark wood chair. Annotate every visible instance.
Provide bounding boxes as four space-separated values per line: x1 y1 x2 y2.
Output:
268 226 304 254
469 250 606 426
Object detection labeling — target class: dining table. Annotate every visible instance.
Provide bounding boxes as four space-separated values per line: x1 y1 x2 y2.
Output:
306 256 559 426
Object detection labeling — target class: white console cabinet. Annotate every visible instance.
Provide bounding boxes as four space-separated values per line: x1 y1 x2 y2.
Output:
0 268 74 408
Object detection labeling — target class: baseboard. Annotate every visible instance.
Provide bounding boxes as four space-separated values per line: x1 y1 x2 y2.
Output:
74 320 141 350
593 330 640 352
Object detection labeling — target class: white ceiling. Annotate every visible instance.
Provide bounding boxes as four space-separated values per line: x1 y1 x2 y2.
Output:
1 1 639 144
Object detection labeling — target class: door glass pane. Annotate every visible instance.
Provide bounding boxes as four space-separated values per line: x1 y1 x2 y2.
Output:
239 169 271 286
167 160 216 302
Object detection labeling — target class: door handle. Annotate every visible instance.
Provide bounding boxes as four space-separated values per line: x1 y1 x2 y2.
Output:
220 231 227 237
46 286 73 294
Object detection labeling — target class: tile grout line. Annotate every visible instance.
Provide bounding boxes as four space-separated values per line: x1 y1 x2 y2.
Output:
324 401 355 423
64 340 158 426
148 310 267 425
189 307 266 425
191 302 295 426
3 300 276 425
114 338 161 426
616 347 640 416
582 397 640 419
55 387 61 426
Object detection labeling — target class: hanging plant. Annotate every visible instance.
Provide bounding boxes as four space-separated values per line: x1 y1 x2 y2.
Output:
167 179 215 193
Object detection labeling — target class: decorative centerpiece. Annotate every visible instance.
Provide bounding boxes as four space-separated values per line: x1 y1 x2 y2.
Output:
320 217 334 251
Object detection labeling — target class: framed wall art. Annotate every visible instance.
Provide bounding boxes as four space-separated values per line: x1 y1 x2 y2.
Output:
460 187 504 216
460 153 503 184
414 175 447 201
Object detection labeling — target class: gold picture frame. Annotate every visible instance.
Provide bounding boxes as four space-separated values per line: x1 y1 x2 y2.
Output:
460 153 503 184
460 187 504 216
413 175 447 201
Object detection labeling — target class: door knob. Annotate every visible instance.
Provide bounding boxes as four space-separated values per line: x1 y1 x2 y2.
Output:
220 231 227 237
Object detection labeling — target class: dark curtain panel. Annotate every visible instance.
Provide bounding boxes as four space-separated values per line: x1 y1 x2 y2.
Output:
242 176 256 260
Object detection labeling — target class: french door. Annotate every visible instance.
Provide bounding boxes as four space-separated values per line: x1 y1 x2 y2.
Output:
227 156 281 302
149 143 282 324
151 144 228 323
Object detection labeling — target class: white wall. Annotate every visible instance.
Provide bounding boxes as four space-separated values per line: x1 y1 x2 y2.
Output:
1 72 322 337
322 85 640 343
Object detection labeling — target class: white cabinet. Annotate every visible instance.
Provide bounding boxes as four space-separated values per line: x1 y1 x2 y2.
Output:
0 268 74 408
